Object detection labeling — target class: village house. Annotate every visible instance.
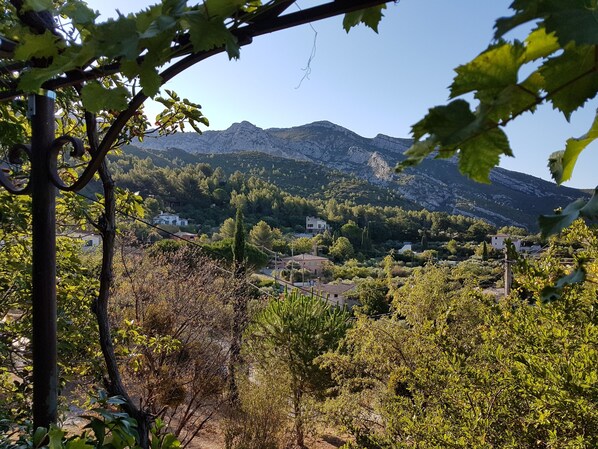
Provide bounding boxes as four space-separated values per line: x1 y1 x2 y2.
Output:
273 279 357 308
62 231 102 251
490 234 522 252
314 282 357 308
276 253 329 276
306 216 330 234
398 242 413 254
152 212 189 227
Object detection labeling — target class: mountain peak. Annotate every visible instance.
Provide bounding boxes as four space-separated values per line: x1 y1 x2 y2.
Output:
306 120 351 132
227 120 259 131
309 120 341 127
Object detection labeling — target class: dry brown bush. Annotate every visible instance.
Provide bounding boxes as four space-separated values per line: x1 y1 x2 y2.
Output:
111 244 251 447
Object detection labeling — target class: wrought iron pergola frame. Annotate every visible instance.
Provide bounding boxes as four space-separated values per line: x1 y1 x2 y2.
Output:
0 0 391 430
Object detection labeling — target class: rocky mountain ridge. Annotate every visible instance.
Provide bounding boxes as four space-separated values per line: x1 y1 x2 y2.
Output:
133 120 585 229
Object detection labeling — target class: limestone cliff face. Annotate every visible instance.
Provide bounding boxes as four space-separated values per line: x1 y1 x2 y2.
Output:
133 120 585 228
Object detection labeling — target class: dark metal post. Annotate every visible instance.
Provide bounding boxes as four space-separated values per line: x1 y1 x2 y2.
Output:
30 91 57 429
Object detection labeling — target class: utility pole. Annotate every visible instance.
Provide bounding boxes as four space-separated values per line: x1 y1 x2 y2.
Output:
504 250 512 297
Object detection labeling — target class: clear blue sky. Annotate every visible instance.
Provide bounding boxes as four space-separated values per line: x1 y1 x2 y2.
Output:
88 0 598 189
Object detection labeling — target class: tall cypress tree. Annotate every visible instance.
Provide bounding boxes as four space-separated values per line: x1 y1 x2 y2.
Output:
421 231 429 250
232 207 245 276
229 208 246 408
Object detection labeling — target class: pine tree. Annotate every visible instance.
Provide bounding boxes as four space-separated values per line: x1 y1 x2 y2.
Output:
247 290 350 448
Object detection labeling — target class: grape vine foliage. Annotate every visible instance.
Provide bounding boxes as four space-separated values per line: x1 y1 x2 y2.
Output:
398 0 598 237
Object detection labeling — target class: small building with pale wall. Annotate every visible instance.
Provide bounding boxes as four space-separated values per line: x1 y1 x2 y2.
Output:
277 253 329 276
490 234 521 252
173 231 196 241
153 212 189 227
306 216 330 234
62 231 102 251
315 282 357 308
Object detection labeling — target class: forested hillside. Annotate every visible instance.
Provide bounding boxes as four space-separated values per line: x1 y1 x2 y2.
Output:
132 120 588 230
107 150 497 244
120 145 414 208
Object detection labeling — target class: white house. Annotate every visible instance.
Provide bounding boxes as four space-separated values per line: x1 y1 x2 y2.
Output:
153 212 189 227
398 242 413 254
62 231 102 251
306 216 330 234
490 234 521 252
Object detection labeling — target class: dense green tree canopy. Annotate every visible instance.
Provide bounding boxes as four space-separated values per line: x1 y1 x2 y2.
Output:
249 220 276 250
329 236 355 262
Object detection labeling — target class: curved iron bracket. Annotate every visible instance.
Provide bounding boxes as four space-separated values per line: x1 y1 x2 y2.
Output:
0 143 32 195
47 135 87 191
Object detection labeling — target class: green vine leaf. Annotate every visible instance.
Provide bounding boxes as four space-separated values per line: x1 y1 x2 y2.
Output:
204 0 246 19
450 42 524 99
539 198 587 238
541 267 586 303
162 0 187 17
18 53 79 91
458 127 511 183
138 60 163 98
139 15 178 39
14 31 62 60
496 1 598 46
60 2 98 26
93 16 140 60
549 112 598 184
343 4 386 33
81 82 130 113
65 438 94 449
540 44 598 120
400 100 512 183
48 426 65 449
32 427 48 447
522 27 560 62
23 0 52 12
185 12 239 59
539 188 598 238
411 99 475 144
542 1 598 46
547 150 565 184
